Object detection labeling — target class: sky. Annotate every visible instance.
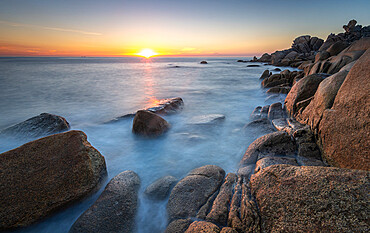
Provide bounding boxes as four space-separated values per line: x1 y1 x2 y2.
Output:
0 0 369 57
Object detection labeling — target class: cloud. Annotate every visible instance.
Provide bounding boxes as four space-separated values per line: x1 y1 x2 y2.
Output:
0 20 102 36
181 47 196 51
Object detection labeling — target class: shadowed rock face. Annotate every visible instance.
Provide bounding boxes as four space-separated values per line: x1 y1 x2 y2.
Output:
144 175 178 200
167 165 225 222
251 165 370 232
132 110 171 137
318 49 370 170
0 113 70 138
69 171 140 233
0 130 107 230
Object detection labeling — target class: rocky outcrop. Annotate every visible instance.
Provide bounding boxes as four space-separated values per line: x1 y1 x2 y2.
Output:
167 165 225 221
284 74 325 118
144 176 178 200
0 131 107 230
0 113 70 139
251 165 370 232
318 49 370 170
132 110 171 137
69 171 140 233
298 70 348 129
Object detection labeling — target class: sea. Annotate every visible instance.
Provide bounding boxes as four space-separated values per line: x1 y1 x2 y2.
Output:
0 57 293 233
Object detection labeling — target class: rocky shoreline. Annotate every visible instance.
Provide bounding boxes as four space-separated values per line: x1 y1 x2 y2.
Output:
0 20 369 232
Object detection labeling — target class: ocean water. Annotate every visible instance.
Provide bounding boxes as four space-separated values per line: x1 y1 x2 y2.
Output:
0 57 292 233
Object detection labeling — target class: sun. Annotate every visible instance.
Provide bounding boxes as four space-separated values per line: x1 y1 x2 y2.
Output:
137 48 158 58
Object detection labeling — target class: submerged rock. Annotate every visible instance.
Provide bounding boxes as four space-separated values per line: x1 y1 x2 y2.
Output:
69 171 140 233
167 165 225 221
0 130 107 230
0 113 70 139
144 176 178 200
200 61 208 64
132 110 171 137
259 69 270 79
188 114 225 126
251 165 370 232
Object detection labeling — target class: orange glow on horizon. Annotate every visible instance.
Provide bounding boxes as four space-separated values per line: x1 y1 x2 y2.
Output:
136 48 158 58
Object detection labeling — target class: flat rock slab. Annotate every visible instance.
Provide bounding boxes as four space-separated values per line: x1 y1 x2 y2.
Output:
188 114 225 126
167 165 225 221
251 165 370 232
0 113 70 139
0 130 107 230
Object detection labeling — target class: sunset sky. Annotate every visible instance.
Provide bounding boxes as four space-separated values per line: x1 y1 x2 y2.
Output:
1 0 369 57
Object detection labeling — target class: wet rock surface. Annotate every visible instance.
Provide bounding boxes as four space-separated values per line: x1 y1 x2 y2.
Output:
187 114 225 126
69 171 140 233
0 130 107 230
0 113 70 139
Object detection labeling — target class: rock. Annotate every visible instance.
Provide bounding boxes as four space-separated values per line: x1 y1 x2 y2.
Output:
243 118 275 134
200 61 208 64
326 41 348 56
266 86 291 94
108 97 184 123
292 35 323 54
251 56 258 62
165 219 193 233
318 49 370 170
206 173 237 226
251 165 370 232
273 68 281 71
284 74 325 117
237 60 246 62
146 97 184 115
296 156 326 166
267 102 285 120
343 19 357 33
258 53 272 62
262 74 291 88
0 130 107 230
237 165 255 179
259 70 270 79
167 165 225 221
254 157 298 173
246 64 260 67
69 171 140 233
299 70 348 129
185 221 220 233
297 143 321 159
144 176 178 200
0 113 70 139
271 118 289 131
250 106 262 120
239 131 296 166
188 114 225 126
132 110 170 137
260 105 270 118
314 51 330 62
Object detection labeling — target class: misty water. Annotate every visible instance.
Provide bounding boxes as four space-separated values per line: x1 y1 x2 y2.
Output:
0 57 293 233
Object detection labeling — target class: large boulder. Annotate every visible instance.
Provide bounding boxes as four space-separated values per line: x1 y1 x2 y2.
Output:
318 49 370 170
284 74 325 117
132 110 170 137
0 113 70 138
239 131 296 167
0 130 107 230
298 70 348 128
69 171 140 233
258 53 272 62
251 165 370 232
326 41 349 56
144 175 178 200
167 165 225 221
